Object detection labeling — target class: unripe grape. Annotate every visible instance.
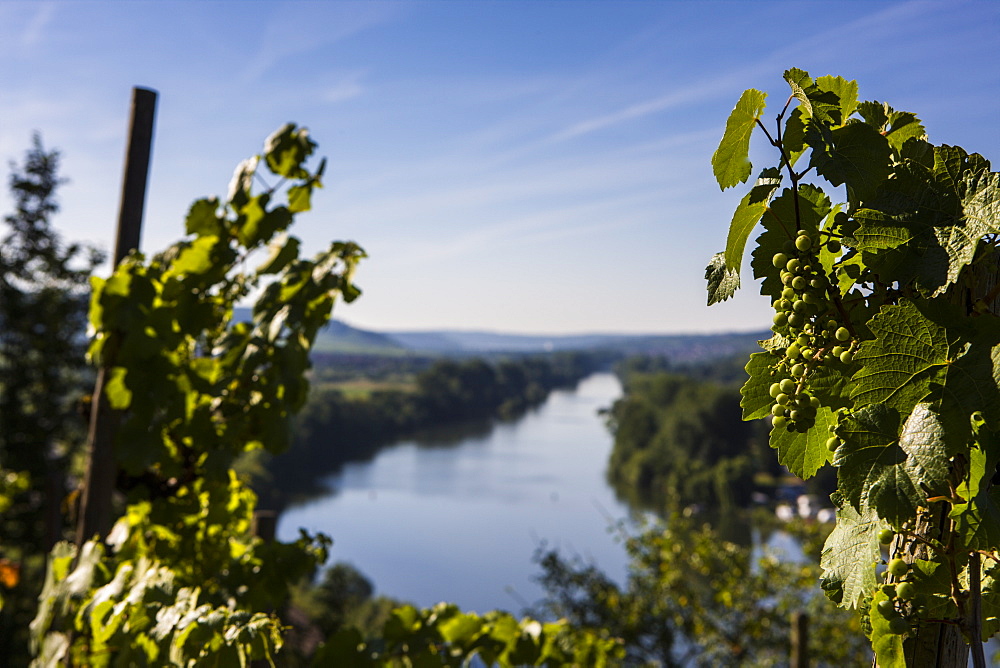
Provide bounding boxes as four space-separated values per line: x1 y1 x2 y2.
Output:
826 436 840 452
770 382 782 398
795 234 812 251
809 396 821 408
779 379 796 393
827 239 842 253
792 276 808 291
877 599 895 614
771 404 786 417
772 252 789 268
791 363 805 378
793 299 808 313
788 313 804 328
786 343 801 358
835 327 850 341
896 582 916 601
832 346 845 357
796 334 810 346
789 409 801 422
778 299 792 311
840 350 854 364
786 258 801 272
782 287 796 300
888 558 908 577
810 277 825 290
782 273 794 287
773 312 788 327
878 528 894 544
776 393 790 406
801 347 814 359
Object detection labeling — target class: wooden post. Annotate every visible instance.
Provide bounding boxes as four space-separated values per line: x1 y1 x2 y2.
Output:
791 611 809 668
252 510 277 543
75 87 157 546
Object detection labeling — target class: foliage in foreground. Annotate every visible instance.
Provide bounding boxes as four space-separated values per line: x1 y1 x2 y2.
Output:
0 135 103 656
532 512 870 667
27 125 621 666
708 68 1000 666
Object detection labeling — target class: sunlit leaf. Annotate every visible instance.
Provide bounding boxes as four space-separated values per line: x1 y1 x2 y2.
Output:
712 88 766 190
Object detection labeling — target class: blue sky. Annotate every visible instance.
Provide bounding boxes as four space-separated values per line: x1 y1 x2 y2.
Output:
1 1 997 334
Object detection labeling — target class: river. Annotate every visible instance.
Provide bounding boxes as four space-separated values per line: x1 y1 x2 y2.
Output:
276 372 632 614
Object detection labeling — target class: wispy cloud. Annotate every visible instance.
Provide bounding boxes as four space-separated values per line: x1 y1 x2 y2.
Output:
322 70 368 104
21 2 55 48
240 3 399 83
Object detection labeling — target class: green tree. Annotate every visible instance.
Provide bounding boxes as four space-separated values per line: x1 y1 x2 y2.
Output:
0 134 103 657
605 372 764 514
532 512 870 666
708 69 1000 667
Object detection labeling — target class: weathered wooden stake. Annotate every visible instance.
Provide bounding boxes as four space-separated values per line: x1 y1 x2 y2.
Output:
791 611 809 668
75 87 157 546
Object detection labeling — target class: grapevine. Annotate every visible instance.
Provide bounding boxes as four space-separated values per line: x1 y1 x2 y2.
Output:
707 69 1000 667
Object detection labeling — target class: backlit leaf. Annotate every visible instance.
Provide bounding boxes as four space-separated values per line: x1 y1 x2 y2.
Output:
722 167 781 274
770 405 836 479
820 493 881 609
705 252 740 305
809 121 892 203
712 88 766 190
740 352 777 420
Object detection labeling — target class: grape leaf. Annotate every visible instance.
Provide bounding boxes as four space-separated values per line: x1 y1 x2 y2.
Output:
815 75 859 125
835 403 948 525
783 68 847 125
184 198 223 238
961 168 1000 237
951 416 1000 551
857 101 925 153
263 123 316 179
981 561 1000 640
722 167 782 274
855 151 997 296
851 300 948 417
740 351 778 420
712 88 766 190
820 492 881 609
809 121 892 203
868 589 905 668
770 405 836 479
750 185 831 297
807 360 855 412
782 106 808 167
908 558 956 623
705 252 740 305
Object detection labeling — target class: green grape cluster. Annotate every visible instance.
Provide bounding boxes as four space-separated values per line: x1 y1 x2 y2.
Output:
767 230 856 433
876 558 922 635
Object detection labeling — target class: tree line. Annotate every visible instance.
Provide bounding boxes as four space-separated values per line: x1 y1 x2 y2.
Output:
260 353 604 506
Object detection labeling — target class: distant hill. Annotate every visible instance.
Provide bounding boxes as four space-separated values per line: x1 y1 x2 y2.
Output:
231 307 766 362
383 327 768 363
231 308 406 355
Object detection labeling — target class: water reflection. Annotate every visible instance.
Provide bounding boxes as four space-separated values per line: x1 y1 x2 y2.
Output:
277 373 633 614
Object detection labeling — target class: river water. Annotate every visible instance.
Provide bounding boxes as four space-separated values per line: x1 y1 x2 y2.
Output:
276 372 632 614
